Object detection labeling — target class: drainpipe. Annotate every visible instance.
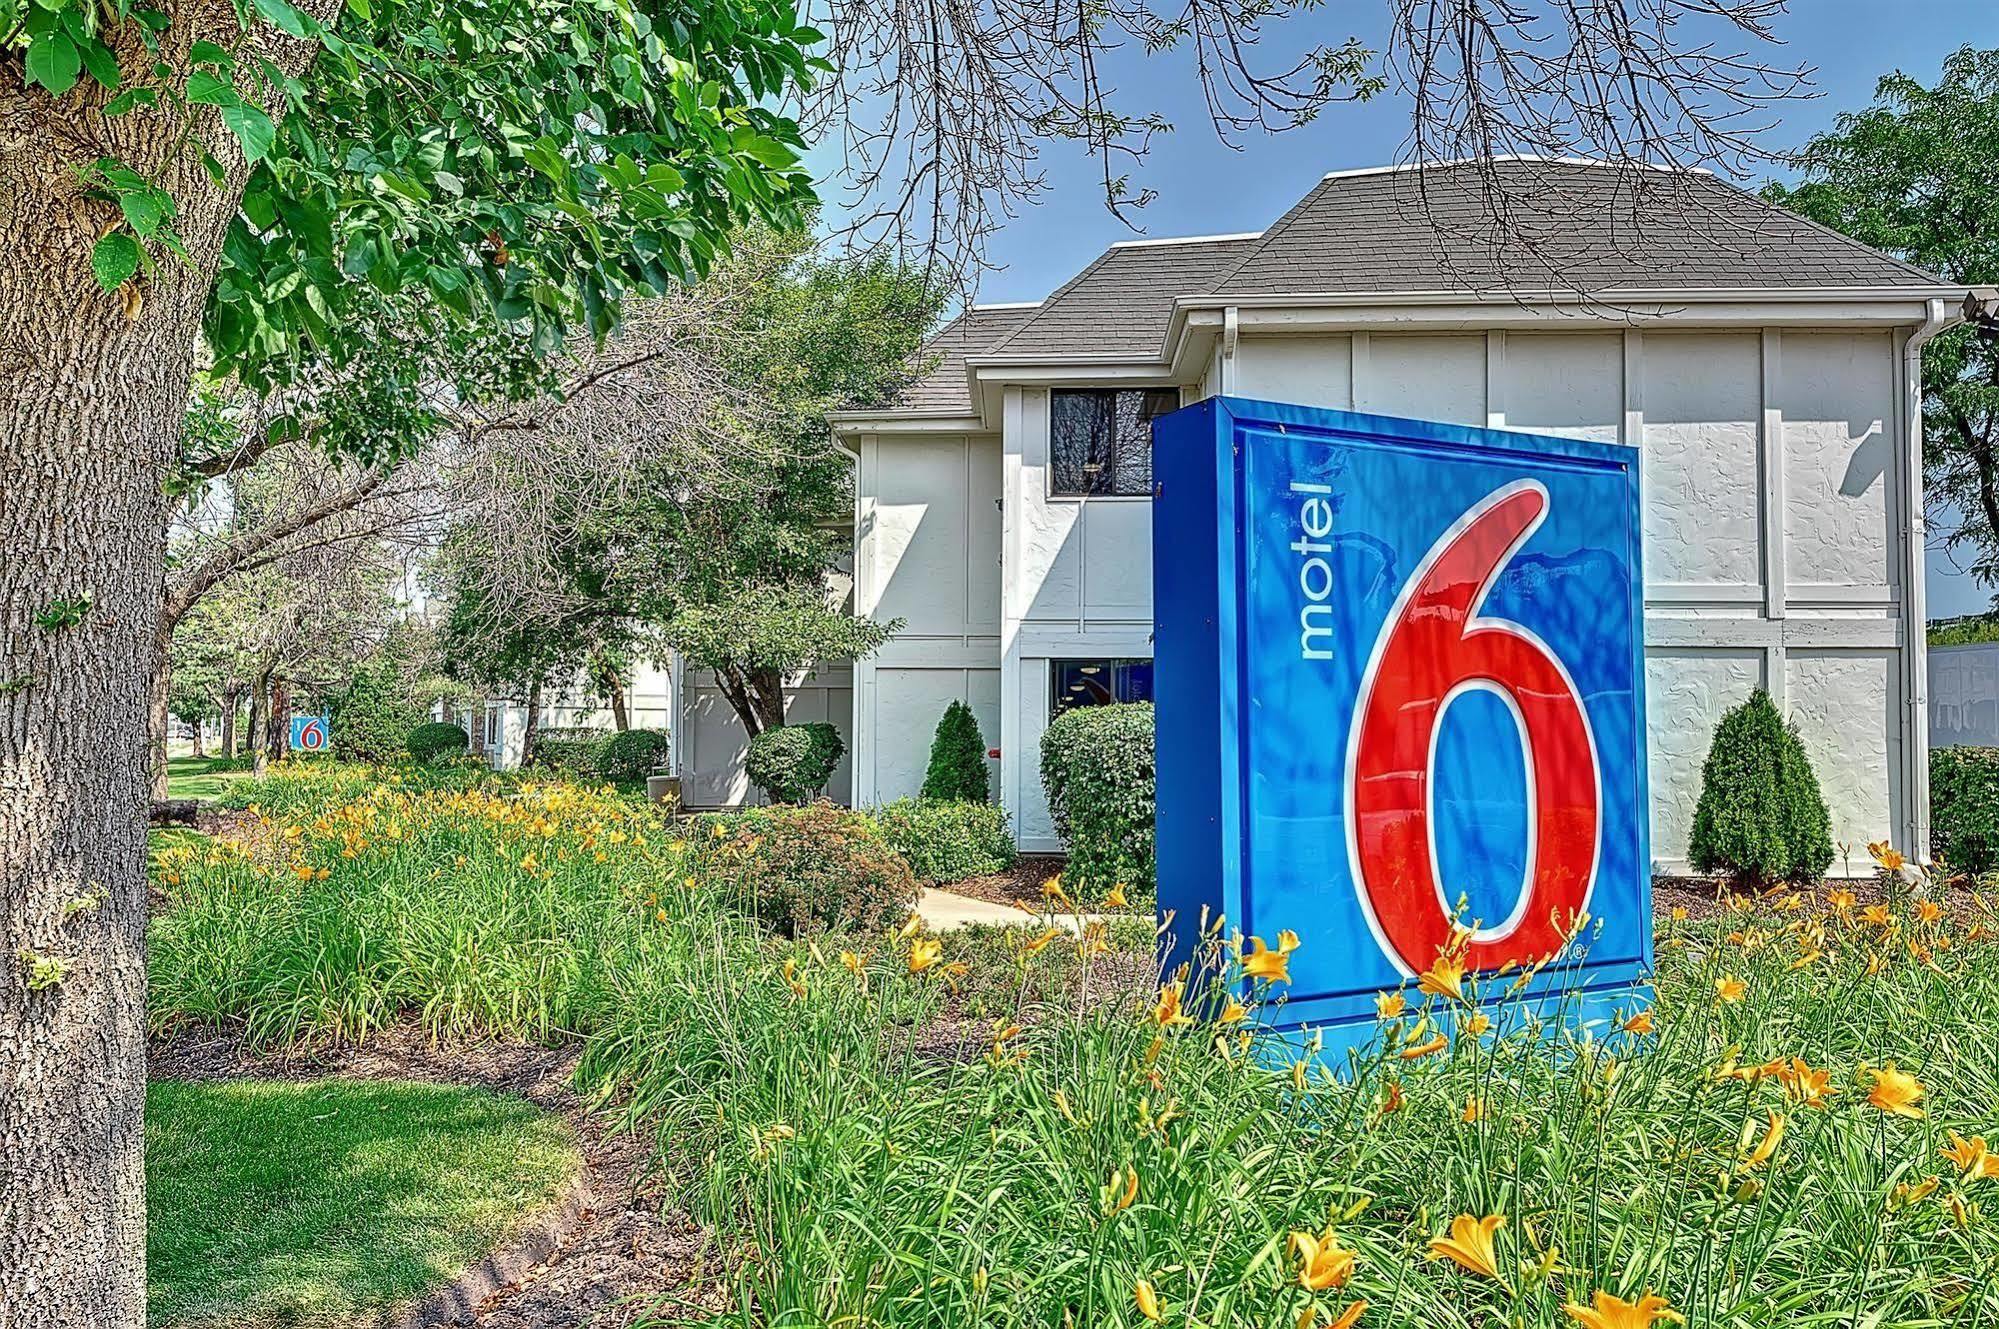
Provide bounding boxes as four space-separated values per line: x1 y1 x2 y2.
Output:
1903 296 1950 859
1220 305 1240 396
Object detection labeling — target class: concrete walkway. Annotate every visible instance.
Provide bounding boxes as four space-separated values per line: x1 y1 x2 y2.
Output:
916 887 1106 934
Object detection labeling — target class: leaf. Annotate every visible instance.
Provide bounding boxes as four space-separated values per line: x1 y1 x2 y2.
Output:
119 189 167 237
75 37 120 90
185 70 240 108
91 232 141 291
252 0 314 38
221 102 277 163
189 40 233 69
25 32 81 95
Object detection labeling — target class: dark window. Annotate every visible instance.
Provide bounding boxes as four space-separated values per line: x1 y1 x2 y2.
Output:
1050 389 1179 497
1051 658 1155 719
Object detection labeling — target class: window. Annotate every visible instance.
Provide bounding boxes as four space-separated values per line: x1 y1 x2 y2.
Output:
1050 388 1179 497
1050 658 1155 719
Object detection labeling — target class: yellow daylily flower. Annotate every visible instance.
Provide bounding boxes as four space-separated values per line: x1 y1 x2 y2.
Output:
1621 1010 1655 1035
1399 1032 1448 1060
1104 881 1129 908
1152 980 1196 1028
1427 1213 1507 1281
1463 1010 1491 1036
1741 1110 1785 1169
1418 955 1466 1002
1563 1290 1684 1329
907 938 944 975
1375 991 1406 1020
1942 1131 1999 1180
1864 1063 1926 1119
1288 1228 1357 1291
1134 1279 1163 1323
1241 930 1301 984
1218 996 1251 1024
1713 976 1746 1004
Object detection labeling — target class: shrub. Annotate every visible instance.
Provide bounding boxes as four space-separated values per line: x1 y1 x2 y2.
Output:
1039 703 1155 899
330 667 421 764
1688 689 1835 883
598 728 670 783
705 803 917 935
531 728 612 778
872 798 1015 884
745 723 845 803
406 721 470 764
1931 746 1999 874
920 701 990 802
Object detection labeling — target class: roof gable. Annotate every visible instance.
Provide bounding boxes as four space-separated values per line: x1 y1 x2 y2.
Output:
983 234 1259 359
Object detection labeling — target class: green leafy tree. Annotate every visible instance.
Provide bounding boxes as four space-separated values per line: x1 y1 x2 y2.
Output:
329 664 420 763
1688 690 1835 884
2 2 815 1316
665 586 899 737
921 701 990 802
1765 47 1999 590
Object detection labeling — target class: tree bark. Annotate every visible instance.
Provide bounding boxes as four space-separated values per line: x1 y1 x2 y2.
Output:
749 667 789 730
248 671 272 779
219 685 238 759
269 677 290 762
714 665 766 737
147 650 175 800
594 656 630 732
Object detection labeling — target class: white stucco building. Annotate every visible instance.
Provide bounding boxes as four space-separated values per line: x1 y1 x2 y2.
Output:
832 158 1984 869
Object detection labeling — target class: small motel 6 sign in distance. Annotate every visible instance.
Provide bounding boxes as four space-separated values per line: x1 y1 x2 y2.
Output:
1153 398 1649 1058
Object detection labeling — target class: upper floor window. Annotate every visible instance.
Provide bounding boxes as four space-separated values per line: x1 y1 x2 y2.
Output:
1050 388 1179 497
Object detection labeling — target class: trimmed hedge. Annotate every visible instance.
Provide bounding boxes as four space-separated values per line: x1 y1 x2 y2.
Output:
921 701 990 802
531 728 613 778
1688 689 1834 883
599 728 670 783
406 721 470 764
702 803 917 936
1039 702 1155 900
1931 746 1999 874
746 723 845 804
872 798 1015 884
330 667 421 764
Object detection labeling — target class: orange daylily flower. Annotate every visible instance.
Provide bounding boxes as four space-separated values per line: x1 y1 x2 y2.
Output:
1289 1228 1357 1291
1864 1063 1926 1118
1741 1110 1785 1169
1943 1131 1999 1180
1563 1290 1684 1329
1378 1078 1405 1115
1621 1010 1655 1035
1400 1032 1449 1060
1418 955 1467 1002
1152 980 1196 1028
1775 1057 1836 1109
1427 1213 1507 1281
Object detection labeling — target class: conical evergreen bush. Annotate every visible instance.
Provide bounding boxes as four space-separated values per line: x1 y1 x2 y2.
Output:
1687 689 1834 883
921 700 990 802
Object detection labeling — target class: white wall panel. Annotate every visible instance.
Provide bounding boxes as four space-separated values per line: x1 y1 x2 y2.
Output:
1781 331 1899 595
863 434 1002 634
1787 649 1902 856
1362 334 1486 425
1644 649 1765 869
1232 334 1354 408
1641 332 1763 592
867 667 1001 804
1498 333 1622 441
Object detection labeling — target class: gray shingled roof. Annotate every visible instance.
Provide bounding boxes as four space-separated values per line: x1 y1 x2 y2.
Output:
883 158 1944 409
892 303 1040 414
983 234 1258 358
1206 159 1942 296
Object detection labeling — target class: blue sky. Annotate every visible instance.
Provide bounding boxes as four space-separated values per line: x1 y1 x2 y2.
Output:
812 2 1999 618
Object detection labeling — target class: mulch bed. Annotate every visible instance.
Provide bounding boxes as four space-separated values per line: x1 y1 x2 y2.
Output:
148 1026 728 1329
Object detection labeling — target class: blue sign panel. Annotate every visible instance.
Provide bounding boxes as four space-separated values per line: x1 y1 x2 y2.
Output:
1153 399 1648 1056
289 714 331 753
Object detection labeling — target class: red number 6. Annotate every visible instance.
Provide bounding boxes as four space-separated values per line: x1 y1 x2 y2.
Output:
1344 480 1600 976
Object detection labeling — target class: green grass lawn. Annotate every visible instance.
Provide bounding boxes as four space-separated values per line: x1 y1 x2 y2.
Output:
166 756 252 802
147 1078 580 1329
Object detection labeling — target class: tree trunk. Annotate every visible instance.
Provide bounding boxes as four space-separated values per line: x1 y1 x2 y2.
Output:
147 655 174 800
189 718 204 760
714 665 766 738
748 667 789 731
269 678 290 762
609 680 630 732
220 685 238 759
521 680 543 767
248 671 272 779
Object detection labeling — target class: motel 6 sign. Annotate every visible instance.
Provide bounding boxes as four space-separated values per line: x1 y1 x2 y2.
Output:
1153 399 1650 1055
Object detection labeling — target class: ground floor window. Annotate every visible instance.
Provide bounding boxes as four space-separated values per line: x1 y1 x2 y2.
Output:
1050 658 1154 719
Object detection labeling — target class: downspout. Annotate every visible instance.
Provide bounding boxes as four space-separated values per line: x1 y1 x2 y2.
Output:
1903 297 1951 860
1220 306 1240 396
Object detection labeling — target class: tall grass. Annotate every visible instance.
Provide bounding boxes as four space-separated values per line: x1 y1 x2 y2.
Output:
152 768 1999 1328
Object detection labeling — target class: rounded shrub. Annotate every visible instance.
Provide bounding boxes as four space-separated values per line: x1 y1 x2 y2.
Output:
745 723 845 804
1039 702 1154 900
872 798 1015 884
706 803 917 935
1930 746 1999 874
598 728 670 783
330 666 421 764
406 721 470 764
920 701 991 802
530 728 613 777
1688 689 1835 883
